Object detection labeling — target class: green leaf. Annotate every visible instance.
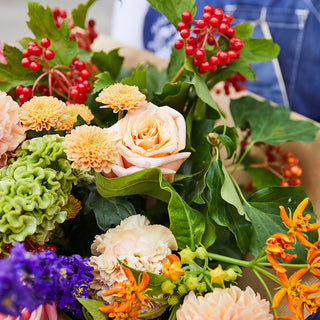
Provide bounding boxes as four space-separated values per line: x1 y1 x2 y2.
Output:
167 46 185 81
147 0 196 26
231 96 320 144
205 160 251 254
234 22 254 40
85 190 136 231
26 1 78 66
93 71 114 94
246 186 318 259
95 168 205 249
146 66 168 100
0 45 37 91
77 298 107 320
72 0 97 28
246 167 281 190
212 126 239 159
121 65 147 94
91 49 124 80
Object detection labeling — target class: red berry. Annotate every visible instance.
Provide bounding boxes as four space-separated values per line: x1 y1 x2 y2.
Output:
60 9 67 19
52 7 60 18
280 181 290 187
22 86 32 97
195 19 206 29
187 37 197 46
180 28 190 39
22 49 30 58
66 100 73 105
174 39 185 50
218 23 229 33
202 12 212 22
229 38 244 51
195 49 205 60
77 83 87 94
218 51 229 64
21 57 31 68
44 49 55 60
290 165 302 177
19 94 29 103
181 10 192 23
70 88 79 99
203 5 215 14
209 17 220 27
177 21 187 31
192 57 202 66
30 61 41 72
199 60 210 73
28 41 37 48
210 64 217 72
75 60 85 71
40 37 51 48
32 46 43 56
15 85 24 95
228 50 238 60
226 27 236 37
80 69 90 79
210 55 219 65
290 177 301 186
224 13 233 22
82 79 91 88
214 8 224 18
185 45 196 56
207 35 216 46
284 169 292 178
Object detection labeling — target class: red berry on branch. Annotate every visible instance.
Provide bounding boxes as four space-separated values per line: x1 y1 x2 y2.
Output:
181 10 192 23
30 61 41 72
185 45 196 56
70 88 79 99
195 19 206 29
203 5 215 14
44 49 55 60
75 60 85 71
214 8 224 19
226 27 236 37
174 39 185 50
202 12 212 22
218 23 229 33
22 49 30 58
224 13 234 22
15 85 24 95
40 37 51 48
21 57 31 68
22 86 32 97
195 49 205 60
199 60 210 73
31 46 43 56
80 69 90 79
180 28 190 39
177 21 188 31
280 181 290 187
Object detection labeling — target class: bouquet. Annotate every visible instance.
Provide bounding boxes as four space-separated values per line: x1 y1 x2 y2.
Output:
0 1 320 320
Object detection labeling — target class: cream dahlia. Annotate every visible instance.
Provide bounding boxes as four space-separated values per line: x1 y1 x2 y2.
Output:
176 287 273 320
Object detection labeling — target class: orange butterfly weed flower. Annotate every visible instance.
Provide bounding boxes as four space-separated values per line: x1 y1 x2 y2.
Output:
279 198 320 248
266 233 297 273
162 254 185 281
307 240 320 279
273 268 320 320
99 265 150 316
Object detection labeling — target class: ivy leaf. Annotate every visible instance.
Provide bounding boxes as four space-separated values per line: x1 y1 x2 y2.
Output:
71 0 97 28
85 190 136 231
77 298 107 320
246 167 281 190
95 168 205 250
212 126 239 159
147 0 196 26
26 1 78 66
245 186 318 260
231 96 320 144
91 49 124 80
0 44 37 91
92 71 114 94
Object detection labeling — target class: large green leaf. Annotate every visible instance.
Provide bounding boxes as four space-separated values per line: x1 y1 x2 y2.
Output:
230 96 320 144
0 45 37 91
91 49 124 80
95 168 205 249
147 0 196 27
26 1 78 66
205 160 252 254
246 167 281 190
85 190 136 231
71 0 97 28
77 298 107 320
245 186 318 259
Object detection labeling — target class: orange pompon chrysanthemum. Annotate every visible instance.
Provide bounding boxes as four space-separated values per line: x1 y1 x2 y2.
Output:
96 83 146 113
279 198 320 248
64 195 82 220
64 125 120 173
56 104 94 132
266 233 297 273
19 96 67 131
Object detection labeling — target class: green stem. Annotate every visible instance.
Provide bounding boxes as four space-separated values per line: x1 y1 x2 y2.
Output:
171 65 185 83
118 110 124 120
253 266 282 285
207 252 252 267
258 262 309 268
230 140 255 175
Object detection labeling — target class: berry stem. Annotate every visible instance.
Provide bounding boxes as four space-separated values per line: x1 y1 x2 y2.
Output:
32 69 51 96
171 65 186 83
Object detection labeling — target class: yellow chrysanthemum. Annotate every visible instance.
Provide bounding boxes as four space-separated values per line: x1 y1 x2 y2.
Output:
19 96 67 131
64 195 82 220
56 104 94 132
64 125 120 173
96 83 146 113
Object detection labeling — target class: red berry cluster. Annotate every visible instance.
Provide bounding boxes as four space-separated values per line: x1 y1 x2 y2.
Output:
52 7 68 28
15 85 32 105
21 38 55 72
66 58 91 104
221 72 247 95
174 5 244 74
266 145 302 187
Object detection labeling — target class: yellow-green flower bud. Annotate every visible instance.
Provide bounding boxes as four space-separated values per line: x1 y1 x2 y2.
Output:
167 295 180 306
161 280 176 295
180 247 196 265
197 281 207 293
177 284 188 295
195 246 207 260
185 276 199 291
225 268 240 282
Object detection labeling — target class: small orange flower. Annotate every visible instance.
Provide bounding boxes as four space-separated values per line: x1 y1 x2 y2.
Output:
266 233 297 273
96 83 146 113
99 301 141 320
279 198 320 248
273 268 320 319
162 254 185 281
100 265 150 317
307 240 320 278
64 195 82 220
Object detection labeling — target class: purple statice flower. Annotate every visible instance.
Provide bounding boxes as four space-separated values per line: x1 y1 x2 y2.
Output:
57 254 94 317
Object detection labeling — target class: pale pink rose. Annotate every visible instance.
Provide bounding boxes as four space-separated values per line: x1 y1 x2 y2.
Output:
89 215 177 314
106 102 190 183
0 303 63 320
0 91 25 165
176 286 273 320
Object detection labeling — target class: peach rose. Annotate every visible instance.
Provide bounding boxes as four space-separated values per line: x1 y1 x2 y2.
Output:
106 102 190 183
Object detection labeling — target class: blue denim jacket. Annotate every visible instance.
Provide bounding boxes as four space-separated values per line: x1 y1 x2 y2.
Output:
142 0 320 121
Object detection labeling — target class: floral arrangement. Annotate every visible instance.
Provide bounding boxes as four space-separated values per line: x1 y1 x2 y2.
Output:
0 1 320 320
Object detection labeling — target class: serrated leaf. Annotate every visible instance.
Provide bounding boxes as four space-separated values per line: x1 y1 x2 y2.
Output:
147 0 196 26
77 298 107 320
95 168 205 249
245 186 318 259
91 49 124 80
246 167 281 190
231 96 320 144
85 190 136 231
0 45 37 91
72 0 97 28
93 71 114 94
121 65 147 94
234 22 254 40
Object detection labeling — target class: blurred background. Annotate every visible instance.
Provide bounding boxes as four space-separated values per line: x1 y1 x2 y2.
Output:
0 0 114 46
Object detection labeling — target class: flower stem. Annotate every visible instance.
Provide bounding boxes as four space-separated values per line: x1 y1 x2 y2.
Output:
230 140 255 175
171 65 185 83
257 262 309 268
